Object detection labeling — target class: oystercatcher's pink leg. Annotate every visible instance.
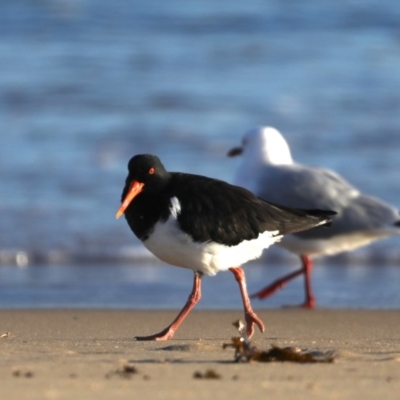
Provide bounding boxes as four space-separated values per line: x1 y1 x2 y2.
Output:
229 267 265 338
250 255 315 308
135 272 202 341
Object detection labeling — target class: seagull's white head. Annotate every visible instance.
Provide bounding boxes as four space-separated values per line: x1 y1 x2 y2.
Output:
241 126 293 165
228 126 293 190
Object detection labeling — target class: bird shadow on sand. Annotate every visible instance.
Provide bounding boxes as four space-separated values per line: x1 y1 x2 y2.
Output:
128 341 400 365
128 341 238 364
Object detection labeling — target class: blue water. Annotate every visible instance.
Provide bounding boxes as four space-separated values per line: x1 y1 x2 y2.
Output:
1 260 399 309
1 0 400 308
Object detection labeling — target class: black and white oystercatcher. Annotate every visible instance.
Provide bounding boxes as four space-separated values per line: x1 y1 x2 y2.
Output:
116 154 335 340
229 126 400 308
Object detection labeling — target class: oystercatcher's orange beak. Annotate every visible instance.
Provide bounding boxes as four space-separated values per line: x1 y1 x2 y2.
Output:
116 181 145 219
227 147 243 157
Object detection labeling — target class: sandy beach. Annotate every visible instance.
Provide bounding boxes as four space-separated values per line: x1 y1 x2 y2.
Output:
1 309 399 399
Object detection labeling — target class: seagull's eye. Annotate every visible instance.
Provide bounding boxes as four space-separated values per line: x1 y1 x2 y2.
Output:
149 167 155 175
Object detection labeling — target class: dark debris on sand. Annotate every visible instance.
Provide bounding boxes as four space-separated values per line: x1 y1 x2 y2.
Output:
105 362 140 379
193 369 222 379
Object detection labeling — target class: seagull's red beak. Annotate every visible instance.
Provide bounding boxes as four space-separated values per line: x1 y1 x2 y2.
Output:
116 181 145 219
227 147 243 157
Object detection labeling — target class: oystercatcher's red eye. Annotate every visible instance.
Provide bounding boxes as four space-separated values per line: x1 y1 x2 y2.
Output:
149 167 155 174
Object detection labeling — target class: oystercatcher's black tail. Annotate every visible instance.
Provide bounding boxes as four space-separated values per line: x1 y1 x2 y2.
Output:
259 199 336 236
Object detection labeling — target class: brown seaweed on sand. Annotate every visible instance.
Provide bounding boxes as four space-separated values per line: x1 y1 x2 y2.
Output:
223 320 334 363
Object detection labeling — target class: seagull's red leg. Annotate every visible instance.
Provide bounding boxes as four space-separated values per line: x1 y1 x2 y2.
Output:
301 255 315 309
250 255 315 309
250 268 304 298
229 267 265 338
135 272 202 341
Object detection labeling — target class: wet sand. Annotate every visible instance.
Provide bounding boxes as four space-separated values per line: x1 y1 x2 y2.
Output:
1 309 399 399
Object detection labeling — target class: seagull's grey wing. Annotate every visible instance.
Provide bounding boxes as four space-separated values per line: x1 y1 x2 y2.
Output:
254 164 359 211
254 165 400 239
296 193 400 240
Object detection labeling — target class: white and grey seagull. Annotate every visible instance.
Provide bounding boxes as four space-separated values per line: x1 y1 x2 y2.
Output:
228 126 400 308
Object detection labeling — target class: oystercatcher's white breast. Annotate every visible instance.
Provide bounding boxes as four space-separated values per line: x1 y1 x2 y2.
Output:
142 197 282 276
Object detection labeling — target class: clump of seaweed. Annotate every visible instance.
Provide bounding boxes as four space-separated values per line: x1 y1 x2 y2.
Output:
223 320 334 364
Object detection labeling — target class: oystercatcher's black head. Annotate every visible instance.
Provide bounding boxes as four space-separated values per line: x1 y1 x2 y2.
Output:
116 154 169 219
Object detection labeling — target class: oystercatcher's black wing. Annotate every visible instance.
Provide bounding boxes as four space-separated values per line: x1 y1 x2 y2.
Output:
170 173 335 246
